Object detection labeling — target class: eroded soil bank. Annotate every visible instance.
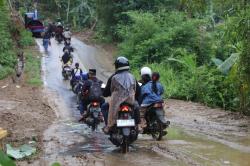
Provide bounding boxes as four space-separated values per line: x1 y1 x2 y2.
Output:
0 78 55 161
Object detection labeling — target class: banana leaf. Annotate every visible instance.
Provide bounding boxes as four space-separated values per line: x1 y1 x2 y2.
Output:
211 58 223 67
217 53 239 74
6 144 36 160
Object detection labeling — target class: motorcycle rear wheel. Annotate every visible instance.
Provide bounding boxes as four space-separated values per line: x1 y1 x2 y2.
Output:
121 138 129 153
151 121 163 141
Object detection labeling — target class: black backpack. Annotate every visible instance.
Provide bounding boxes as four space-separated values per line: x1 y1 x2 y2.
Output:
88 80 102 101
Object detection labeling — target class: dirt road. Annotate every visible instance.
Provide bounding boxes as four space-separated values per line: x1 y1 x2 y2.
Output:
20 38 250 166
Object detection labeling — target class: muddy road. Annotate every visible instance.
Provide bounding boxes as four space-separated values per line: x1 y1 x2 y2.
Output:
33 38 250 166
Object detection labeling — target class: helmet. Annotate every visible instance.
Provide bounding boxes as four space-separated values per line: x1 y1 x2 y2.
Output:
75 62 79 68
115 56 130 71
65 27 69 31
140 67 152 77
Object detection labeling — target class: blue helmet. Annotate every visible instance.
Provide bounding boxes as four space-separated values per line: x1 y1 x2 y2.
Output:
81 72 88 80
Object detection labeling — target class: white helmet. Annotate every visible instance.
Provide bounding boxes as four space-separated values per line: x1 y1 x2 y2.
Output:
140 67 152 76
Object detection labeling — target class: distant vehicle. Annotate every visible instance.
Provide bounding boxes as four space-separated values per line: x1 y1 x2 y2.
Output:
24 10 44 37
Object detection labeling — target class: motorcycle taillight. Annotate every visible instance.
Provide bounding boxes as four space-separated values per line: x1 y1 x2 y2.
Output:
120 105 129 112
92 102 99 107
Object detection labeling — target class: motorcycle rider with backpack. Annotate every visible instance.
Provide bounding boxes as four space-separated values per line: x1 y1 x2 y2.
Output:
79 69 104 120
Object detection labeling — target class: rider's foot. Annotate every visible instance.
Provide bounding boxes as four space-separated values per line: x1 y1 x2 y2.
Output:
137 124 145 133
102 126 110 135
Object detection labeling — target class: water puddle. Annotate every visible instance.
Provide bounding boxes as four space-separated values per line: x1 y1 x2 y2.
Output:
38 38 250 166
162 126 250 166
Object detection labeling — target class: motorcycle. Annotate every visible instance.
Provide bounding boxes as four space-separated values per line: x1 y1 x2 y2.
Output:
64 38 71 45
62 62 72 80
55 33 64 44
85 101 103 131
71 76 81 93
109 103 138 153
143 102 170 141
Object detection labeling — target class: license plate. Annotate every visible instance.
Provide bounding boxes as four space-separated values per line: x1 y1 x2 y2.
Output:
117 119 135 127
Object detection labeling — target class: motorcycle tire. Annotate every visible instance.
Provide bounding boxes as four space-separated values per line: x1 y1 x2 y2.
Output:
121 137 129 153
151 121 163 141
91 118 98 131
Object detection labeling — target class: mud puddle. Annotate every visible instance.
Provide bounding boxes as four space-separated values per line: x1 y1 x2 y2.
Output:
36 38 250 166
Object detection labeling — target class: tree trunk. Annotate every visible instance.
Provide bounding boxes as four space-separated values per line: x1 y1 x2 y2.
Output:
66 0 71 23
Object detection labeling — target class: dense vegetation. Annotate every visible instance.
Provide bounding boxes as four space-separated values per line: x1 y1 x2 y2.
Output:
0 0 37 84
11 0 250 114
0 0 16 79
94 0 250 114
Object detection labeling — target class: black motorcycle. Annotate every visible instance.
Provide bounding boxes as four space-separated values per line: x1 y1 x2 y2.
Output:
109 103 138 153
55 33 64 44
143 102 170 141
85 101 103 131
62 64 72 80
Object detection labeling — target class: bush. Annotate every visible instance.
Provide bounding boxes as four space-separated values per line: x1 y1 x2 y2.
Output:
19 30 34 47
0 1 16 79
118 11 213 68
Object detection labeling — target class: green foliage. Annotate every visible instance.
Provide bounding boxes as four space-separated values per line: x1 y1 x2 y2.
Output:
0 0 16 79
118 11 213 67
25 51 42 86
0 66 13 80
19 30 34 47
51 162 61 166
0 150 16 166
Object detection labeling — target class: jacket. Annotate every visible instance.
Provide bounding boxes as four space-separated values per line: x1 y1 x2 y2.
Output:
140 81 164 106
104 70 139 127
63 31 72 39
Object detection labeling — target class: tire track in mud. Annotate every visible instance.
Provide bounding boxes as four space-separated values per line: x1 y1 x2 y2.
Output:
34 38 250 166
35 38 194 166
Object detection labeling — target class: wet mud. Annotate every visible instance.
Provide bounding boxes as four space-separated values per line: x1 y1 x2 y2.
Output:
34 38 250 166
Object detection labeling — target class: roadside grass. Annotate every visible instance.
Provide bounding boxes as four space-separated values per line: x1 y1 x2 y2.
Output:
19 30 34 47
24 48 42 86
0 67 13 80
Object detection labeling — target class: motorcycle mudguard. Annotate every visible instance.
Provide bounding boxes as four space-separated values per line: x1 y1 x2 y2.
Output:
155 109 167 124
122 127 130 136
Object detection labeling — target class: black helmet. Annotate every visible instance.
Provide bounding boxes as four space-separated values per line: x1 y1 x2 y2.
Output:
115 56 130 71
65 27 69 31
75 62 79 68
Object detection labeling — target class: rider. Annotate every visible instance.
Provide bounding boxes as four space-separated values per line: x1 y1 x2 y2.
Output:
139 68 164 131
55 21 63 40
63 27 72 42
71 63 83 86
61 50 72 65
102 56 141 134
43 27 51 50
63 41 74 53
79 69 104 120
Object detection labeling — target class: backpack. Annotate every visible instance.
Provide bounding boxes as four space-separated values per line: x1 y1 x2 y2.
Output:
88 80 102 101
